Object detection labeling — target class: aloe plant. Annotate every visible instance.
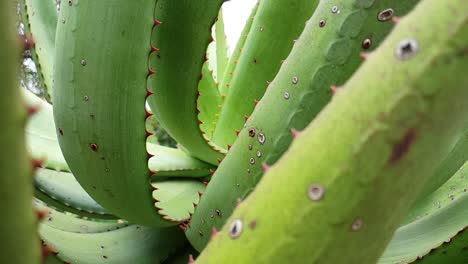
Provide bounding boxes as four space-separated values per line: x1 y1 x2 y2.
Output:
1 0 466 263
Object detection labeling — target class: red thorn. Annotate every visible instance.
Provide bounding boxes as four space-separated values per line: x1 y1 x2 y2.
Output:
209 169 215 175
179 224 187 231
145 109 153 118
150 170 158 176
36 210 48 221
192 202 198 207
360 52 368 60
330 85 338 94
146 131 154 137
188 254 195 264
32 159 44 169
198 120 204 125
151 45 160 52
262 163 271 172
148 68 156 75
217 158 222 164
27 105 40 116
211 227 218 239
147 152 154 158
392 16 400 24
291 128 301 138
202 181 209 186
21 34 35 50
146 90 154 97
235 130 240 136
254 99 259 105
227 144 232 150
153 20 162 27
198 191 203 197
244 115 249 121
266 81 271 86
41 245 56 259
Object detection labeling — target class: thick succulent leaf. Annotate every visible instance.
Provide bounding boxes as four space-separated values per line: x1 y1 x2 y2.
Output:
53 0 171 226
188 0 421 250
35 168 111 216
148 140 214 178
218 2 259 96
414 229 467 263
194 0 468 261
380 191 468 263
405 161 467 224
152 179 206 222
35 200 125 233
212 0 320 149
40 224 186 264
0 2 40 262
416 125 467 200
20 0 58 100
147 0 226 165
197 64 223 140
23 89 69 172
215 8 228 83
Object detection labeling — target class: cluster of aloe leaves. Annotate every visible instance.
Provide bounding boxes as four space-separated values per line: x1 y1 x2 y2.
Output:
1 0 467 263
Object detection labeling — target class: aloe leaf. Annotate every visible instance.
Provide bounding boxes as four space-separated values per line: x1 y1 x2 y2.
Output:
219 2 259 96
20 0 58 100
53 0 172 226
147 0 226 164
380 191 468 263
188 0 421 250
0 1 40 262
416 125 467 200
23 89 69 172
35 200 125 233
215 8 228 83
40 224 186 264
404 162 467 224
148 141 214 178
152 179 206 223
197 64 223 140
194 0 468 262
35 168 112 216
212 0 320 149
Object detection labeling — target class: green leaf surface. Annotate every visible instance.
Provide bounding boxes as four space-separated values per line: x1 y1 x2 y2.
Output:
148 141 215 178
35 168 110 216
405 162 467 224
148 0 226 165
40 224 186 264
21 0 58 100
35 200 125 233
23 89 69 172
380 191 468 263
197 64 223 141
152 179 206 222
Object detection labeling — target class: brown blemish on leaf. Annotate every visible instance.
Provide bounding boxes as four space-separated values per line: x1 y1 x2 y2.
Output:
389 129 417 164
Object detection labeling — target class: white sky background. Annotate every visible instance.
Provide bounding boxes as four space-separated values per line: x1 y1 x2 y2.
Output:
222 0 257 54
